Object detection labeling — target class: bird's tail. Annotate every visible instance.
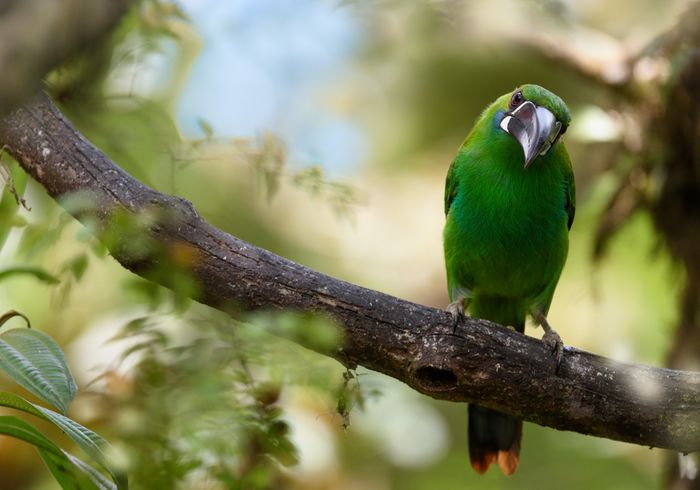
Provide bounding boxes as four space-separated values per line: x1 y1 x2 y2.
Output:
468 404 522 475
467 295 525 476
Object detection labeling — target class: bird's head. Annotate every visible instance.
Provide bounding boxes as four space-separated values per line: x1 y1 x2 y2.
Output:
497 84 571 169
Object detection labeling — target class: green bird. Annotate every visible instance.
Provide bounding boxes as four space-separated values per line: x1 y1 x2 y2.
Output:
443 84 575 476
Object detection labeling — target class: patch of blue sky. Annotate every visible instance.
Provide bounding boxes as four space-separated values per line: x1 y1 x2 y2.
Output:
177 0 367 176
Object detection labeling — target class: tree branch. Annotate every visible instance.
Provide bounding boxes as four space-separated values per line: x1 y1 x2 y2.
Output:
1 93 699 452
0 0 130 115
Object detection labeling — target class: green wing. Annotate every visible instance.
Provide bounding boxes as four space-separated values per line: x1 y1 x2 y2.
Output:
564 162 576 230
444 160 458 216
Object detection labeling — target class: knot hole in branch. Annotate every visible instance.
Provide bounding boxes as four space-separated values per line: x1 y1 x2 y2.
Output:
414 365 458 392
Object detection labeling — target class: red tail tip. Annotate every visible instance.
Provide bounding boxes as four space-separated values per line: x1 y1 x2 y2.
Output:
470 451 497 475
470 450 519 476
497 450 519 476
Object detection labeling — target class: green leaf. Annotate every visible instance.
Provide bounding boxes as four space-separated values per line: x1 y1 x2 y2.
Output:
39 449 86 490
0 415 115 490
64 452 120 490
37 405 112 467
0 328 77 413
0 414 63 454
36 447 88 490
0 266 61 285
68 254 89 281
0 391 126 488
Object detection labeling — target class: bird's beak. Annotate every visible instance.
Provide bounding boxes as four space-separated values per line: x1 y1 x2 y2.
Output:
500 101 562 169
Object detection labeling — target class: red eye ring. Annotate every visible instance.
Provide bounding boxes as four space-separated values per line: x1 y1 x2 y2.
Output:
509 91 524 110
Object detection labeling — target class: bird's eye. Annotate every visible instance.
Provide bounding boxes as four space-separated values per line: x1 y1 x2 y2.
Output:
559 124 568 135
509 91 524 110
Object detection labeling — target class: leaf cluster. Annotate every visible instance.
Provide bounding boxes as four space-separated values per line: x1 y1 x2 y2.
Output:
0 312 126 489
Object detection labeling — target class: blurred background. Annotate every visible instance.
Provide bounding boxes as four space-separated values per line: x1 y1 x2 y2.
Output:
0 0 698 488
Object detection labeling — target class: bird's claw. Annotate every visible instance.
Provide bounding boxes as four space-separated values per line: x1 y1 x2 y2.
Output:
542 328 564 373
446 301 465 333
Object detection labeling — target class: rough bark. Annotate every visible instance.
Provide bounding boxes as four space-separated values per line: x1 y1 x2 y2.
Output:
0 93 699 453
0 0 130 115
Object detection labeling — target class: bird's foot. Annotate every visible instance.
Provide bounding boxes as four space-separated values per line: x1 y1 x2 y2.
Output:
537 314 564 373
542 329 563 368
446 300 465 333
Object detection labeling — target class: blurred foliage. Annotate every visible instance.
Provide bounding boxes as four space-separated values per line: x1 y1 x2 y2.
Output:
98 308 348 489
178 131 359 218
